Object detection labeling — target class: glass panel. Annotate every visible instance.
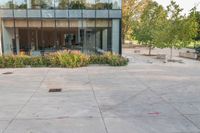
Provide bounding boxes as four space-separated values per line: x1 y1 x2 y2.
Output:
28 10 41 18
69 0 85 9
41 0 55 9
55 0 68 9
2 19 14 54
96 0 111 9
14 10 27 18
67 20 83 51
111 0 121 9
69 20 82 27
96 19 112 52
15 20 28 27
14 0 27 9
42 28 56 50
29 28 42 51
84 0 95 9
3 19 14 28
82 20 95 53
96 10 108 18
0 0 14 8
42 20 55 27
96 20 108 27
82 10 95 18
31 0 41 9
83 20 95 27
109 10 121 18
18 29 29 53
56 27 68 49
28 20 42 27
56 20 68 27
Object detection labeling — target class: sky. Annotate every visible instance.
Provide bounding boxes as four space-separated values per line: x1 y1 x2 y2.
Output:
154 0 200 14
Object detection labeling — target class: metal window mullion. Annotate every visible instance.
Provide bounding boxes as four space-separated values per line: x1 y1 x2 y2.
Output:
108 0 112 52
54 0 57 50
12 0 17 54
40 1 44 50
0 16 4 54
94 0 97 53
119 18 121 54
67 0 70 48
81 0 84 51
26 0 31 54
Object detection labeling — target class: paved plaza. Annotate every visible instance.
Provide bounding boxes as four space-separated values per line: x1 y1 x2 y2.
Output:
1 49 200 133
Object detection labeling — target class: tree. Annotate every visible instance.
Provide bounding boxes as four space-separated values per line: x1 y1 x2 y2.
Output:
155 1 198 60
133 1 167 55
190 9 200 43
122 0 149 43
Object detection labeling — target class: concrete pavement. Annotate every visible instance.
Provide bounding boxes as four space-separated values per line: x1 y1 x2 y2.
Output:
1 50 200 133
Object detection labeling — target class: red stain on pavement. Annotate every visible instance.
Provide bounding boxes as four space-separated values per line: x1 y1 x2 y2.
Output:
148 112 160 115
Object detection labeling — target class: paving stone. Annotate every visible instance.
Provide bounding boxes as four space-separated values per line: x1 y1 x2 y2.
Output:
4 118 106 133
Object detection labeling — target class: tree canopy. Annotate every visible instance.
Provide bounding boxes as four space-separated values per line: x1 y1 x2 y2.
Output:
131 0 199 58
133 0 167 55
122 0 149 41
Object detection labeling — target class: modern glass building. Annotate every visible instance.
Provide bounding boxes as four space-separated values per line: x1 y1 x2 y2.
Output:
0 0 122 55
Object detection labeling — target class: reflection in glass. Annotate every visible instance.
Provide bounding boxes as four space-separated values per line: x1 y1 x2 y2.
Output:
31 0 41 9
55 0 68 9
69 0 85 9
111 0 121 9
0 0 14 8
41 0 55 9
83 20 95 53
2 20 14 54
84 0 95 9
68 20 83 50
14 0 27 9
96 0 111 9
96 20 111 52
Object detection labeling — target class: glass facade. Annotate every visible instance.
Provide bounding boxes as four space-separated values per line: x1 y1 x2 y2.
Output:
41 0 55 9
0 0 122 55
0 0 14 8
111 0 121 9
14 0 27 9
0 0 122 9
96 0 110 9
30 0 41 9
69 0 85 9
55 0 68 9
84 0 95 9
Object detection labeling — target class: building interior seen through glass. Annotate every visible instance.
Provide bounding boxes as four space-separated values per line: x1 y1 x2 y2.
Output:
0 0 121 9
1 19 114 55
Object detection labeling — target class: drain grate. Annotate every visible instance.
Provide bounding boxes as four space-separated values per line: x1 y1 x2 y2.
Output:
2 72 13 75
49 88 62 93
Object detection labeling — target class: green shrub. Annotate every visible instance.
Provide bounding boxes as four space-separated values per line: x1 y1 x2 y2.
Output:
0 51 128 68
0 56 4 68
30 56 46 67
89 52 129 66
46 51 89 68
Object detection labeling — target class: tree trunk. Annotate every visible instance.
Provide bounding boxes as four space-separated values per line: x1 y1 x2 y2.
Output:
148 46 152 56
170 47 173 60
122 34 125 44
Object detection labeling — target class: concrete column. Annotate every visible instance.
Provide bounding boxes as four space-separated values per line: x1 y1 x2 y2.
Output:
112 19 120 54
2 22 13 55
16 28 20 54
102 29 107 51
0 23 2 55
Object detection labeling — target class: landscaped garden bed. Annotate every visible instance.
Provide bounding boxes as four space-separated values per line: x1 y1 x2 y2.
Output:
0 51 128 68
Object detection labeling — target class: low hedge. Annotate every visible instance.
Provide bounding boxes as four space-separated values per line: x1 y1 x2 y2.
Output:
89 53 129 66
0 51 128 68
